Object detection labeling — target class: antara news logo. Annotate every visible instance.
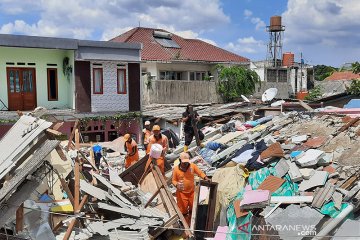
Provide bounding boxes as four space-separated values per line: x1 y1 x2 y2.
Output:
238 223 317 236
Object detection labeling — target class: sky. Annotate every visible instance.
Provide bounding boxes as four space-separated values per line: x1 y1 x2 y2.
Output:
0 0 359 67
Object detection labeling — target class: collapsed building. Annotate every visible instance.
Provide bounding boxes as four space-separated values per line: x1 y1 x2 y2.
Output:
0 101 360 239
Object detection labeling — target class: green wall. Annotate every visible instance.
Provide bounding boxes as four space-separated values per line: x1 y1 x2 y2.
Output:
0 46 75 110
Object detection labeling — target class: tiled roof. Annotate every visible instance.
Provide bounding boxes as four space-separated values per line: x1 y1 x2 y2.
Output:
325 71 360 81
111 27 249 63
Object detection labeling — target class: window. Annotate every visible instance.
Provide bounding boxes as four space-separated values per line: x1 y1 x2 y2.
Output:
189 71 206 81
159 71 183 80
47 68 58 100
117 69 126 94
93 68 103 94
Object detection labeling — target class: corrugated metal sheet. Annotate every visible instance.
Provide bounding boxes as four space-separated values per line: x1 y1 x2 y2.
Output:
0 140 59 203
0 115 52 180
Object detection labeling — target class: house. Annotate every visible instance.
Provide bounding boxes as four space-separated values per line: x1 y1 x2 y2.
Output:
111 27 250 105
0 34 142 143
250 57 314 99
0 34 142 113
324 71 360 81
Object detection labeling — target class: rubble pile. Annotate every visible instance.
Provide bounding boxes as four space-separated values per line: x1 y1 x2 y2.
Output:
1 108 360 240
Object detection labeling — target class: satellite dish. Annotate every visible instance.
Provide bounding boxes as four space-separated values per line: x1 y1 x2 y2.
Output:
271 100 285 107
262 88 278 102
241 95 250 103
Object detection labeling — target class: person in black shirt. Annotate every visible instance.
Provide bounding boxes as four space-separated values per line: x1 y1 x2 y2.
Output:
182 105 204 152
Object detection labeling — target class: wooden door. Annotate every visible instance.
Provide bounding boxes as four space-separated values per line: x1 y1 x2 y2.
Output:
7 68 36 111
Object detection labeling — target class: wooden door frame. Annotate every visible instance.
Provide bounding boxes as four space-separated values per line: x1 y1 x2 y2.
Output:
6 67 37 111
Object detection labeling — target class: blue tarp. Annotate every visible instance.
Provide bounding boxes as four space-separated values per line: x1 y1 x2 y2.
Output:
344 99 360 109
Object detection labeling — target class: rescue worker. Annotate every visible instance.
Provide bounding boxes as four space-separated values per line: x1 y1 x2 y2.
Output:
172 152 209 224
182 105 204 152
124 134 139 169
146 125 169 175
142 120 152 151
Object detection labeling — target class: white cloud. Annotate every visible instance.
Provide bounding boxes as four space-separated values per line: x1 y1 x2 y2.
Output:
225 36 264 54
244 9 253 18
243 9 266 30
282 0 360 65
250 17 266 30
0 0 230 41
283 0 360 46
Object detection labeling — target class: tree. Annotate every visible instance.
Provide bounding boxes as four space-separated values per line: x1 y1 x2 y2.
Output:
216 65 260 102
352 61 360 74
314 65 338 81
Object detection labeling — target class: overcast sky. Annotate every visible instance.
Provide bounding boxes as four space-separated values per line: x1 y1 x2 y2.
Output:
0 0 359 67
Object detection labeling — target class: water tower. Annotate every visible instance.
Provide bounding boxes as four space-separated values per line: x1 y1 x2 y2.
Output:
266 16 285 67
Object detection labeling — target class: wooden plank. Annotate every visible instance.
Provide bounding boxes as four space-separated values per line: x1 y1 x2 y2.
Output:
339 117 360 133
151 215 178 239
75 129 80 150
144 187 162 208
60 178 74 206
298 100 314 112
153 165 193 237
15 203 24 233
52 122 64 131
46 128 63 136
190 184 200 231
67 120 79 150
63 219 76 240
74 157 80 212
56 146 68 161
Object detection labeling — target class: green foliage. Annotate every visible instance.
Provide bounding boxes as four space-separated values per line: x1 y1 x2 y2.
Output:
352 62 360 74
304 85 323 101
79 112 142 128
63 57 73 81
347 80 360 96
216 65 260 102
314 65 338 81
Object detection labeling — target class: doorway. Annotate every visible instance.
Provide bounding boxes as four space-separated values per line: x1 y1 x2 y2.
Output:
7 68 37 111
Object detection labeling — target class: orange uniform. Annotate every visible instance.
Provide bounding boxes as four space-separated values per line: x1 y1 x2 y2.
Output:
146 134 168 175
125 139 139 168
143 129 151 149
172 163 206 214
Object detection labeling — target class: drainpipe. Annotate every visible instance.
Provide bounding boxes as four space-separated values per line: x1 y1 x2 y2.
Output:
313 198 360 240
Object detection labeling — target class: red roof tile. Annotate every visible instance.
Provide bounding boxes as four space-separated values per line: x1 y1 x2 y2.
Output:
325 71 360 81
111 27 249 63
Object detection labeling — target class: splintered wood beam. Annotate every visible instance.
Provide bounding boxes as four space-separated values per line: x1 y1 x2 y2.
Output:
74 157 80 212
15 203 24 233
67 120 79 150
144 187 162 208
56 146 68 161
60 178 74 207
63 219 76 240
152 165 193 238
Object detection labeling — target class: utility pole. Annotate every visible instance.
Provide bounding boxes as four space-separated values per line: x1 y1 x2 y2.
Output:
300 52 303 92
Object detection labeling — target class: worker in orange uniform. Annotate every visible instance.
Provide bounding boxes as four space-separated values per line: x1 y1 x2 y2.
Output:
146 125 169 175
172 152 209 224
142 121 152 151
124 134 139 169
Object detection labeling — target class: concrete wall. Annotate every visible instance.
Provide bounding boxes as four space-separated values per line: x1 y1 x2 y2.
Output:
0 46 74 109
90 61 129 112
254 82 291 99
142 78 220 105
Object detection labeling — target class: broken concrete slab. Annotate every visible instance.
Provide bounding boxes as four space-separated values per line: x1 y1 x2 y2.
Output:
296 149 325 167
312 183 335 208
318 152 333 166
97 202 141 218
80 179 106 200
298 171 328 191
292 135 308 144
332 192 343 210
274 159 289 178
288 161 302 182
270 196 313 204
299 168 315 180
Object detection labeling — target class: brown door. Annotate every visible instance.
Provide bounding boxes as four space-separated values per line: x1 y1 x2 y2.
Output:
7 68 36 111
